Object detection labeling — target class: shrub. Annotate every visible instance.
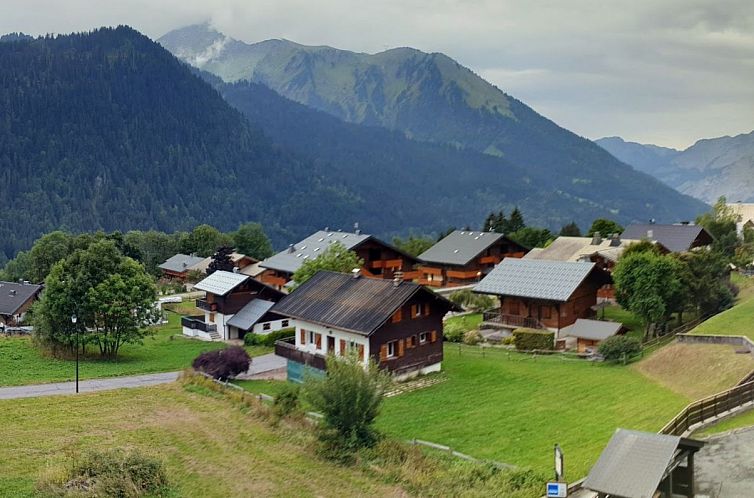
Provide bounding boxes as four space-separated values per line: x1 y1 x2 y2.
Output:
501 335 515 346
448 289 496 312
598 335 641 361
512 328 554 351
192 346 251 380
273 383 301 418
463 329 482 345
443 321 466 343
37 448 169 497
243 328 295 347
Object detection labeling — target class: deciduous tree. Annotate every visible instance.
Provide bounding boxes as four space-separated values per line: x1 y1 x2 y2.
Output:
291 242 364 287
233 222 273 260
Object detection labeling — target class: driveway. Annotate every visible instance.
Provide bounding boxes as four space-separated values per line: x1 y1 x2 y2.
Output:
0 353 287 400
695 425 754 497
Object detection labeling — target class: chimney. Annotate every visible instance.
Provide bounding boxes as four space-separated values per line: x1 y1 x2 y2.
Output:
610 233 621 247
591 231 602 245
680 220 690 225
393 271 404 287
647 229 654 239
354 222 361 235
288 244 296 253
351 268 361 279
9 290 16 296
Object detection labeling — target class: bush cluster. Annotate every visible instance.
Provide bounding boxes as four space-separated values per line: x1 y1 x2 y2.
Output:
448 289 496 312
463 329 483 345
243 328 295 347
273 383 301 418
192 346 251 380
443 321 466 343
512 328 554 351
597 335 641 361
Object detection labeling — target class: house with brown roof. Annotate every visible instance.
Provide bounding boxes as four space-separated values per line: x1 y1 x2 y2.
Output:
270 270 460 382
0 281 43 327
473 259 611 337
417 230 527 288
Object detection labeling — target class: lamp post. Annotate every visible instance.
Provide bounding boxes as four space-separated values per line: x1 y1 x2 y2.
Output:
71 314 79 393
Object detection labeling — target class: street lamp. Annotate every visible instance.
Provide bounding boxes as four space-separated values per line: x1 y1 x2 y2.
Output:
71 314 79 394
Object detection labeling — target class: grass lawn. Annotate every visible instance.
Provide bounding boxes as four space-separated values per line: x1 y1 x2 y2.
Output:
445 312 483 330
377 345 687 478
601 304 643 340
0 384 399 497
694 407 754 437
233 379 290 398
633 343 754 399
0 312 272 387
693 292 754 340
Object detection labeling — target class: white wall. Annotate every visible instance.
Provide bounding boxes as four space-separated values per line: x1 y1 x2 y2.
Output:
294 321 370 364
252 318 292 335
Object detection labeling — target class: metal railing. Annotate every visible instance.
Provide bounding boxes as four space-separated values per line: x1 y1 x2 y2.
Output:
180 315 217 333
481 310 545 330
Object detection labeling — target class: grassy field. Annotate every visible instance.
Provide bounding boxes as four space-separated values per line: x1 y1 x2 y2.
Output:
445 312 483 330
0 312 271 387
0 384 400 497
601 304 643 340
376 345 687 478
694 407 754 437
633 343 754 399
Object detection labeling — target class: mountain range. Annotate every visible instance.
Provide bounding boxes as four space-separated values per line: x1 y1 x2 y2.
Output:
0 25 707 260
596 132 754 204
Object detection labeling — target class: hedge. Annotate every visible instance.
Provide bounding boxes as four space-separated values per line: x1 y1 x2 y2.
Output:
244 328 295 347
513 328 555 351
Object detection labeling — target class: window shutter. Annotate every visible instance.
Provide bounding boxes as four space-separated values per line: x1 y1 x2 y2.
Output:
424 303 431 316
340 339 346 356
379 344 388 361
431 330 437 343
398 339 405 357
411 304 418 318
358 344 365 361
300 329 306 345
315 333 322 349
392 307 402 323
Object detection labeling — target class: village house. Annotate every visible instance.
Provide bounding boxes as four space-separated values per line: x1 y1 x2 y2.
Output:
270 270 460 382
556 318 627 352
729 202 754 236
158 253 206 280
417 230 528 288
182 270 286 341
0 281 43 328
621 223 713 253
474 258 611 337
258 228 421 289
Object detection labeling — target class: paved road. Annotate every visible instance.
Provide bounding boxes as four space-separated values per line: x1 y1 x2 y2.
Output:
0 353 287 400
696 426 754 497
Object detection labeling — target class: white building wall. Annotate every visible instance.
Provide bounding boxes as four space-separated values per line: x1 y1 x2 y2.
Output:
294 321 370 364
252 318 293 335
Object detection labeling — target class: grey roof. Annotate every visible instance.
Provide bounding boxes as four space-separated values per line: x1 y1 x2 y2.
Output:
158 254 206 273
193 271 249 296
473 259 604 302
260 230 371 274
271 271 459 335
583 429 704 498
418 230 505 266
560 318 624 341
621 224 713 252
0 281 42 315
226 299 277 330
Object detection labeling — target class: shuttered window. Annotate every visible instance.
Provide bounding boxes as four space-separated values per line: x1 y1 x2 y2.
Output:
379 344 388 361
430 330 438 343
300 329 306 345
315 333 322 349
419 332 428 344
339 339 346 356
387 341 397 358
398 339 405 357
424 303 431 316
358 344 365 361
392 307 402 323
411 304 418 318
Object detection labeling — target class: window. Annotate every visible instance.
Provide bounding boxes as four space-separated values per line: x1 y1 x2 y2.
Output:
408 335 417 348
263 322 271 331
419 332 428 344
282 320 289 327
387 340 397 358
391 308 402 323
413 303 427 318
308 330 315 345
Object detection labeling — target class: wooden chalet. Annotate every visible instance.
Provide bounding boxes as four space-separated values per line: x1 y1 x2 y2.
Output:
270 270 461 382
621 223 713 253
417 230 527 288
158 253 206 280
0 281 43 327
258 229 421 289
474 258 611 337
182 270 286 341
556 318 627 352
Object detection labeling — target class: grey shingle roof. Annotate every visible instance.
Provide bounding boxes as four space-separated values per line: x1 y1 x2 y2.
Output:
621 224 713 253
271 271 458 335
226 299 278 331
559 318 624 341
193 271 249 296
583 429 703 498
0 281 42 315
473 259 604 301
260 230 371 275
418 230 505 266
158 254 206 273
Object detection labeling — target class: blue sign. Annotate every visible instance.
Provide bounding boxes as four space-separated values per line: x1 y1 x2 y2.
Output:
546 482 567 498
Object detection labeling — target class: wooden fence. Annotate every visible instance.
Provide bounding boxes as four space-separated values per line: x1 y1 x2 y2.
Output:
640 314 710 353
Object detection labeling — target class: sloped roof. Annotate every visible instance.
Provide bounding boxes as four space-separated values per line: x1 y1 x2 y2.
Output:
560 318 624 341
271 271 458 335
621 224 713 252
0 281 42 315
418 230 507 266
583 429 704 498
260 230 371 274
190 252 256 274
730 202 754 223
523 236 653 263
158 254 206 273
193 271 249 296
473 259 606 302
226 299 278 331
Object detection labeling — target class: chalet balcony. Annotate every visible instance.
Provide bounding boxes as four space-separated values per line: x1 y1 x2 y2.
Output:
481 310 545 330
195 299 217 312
274 337 327 370
181 315 217 333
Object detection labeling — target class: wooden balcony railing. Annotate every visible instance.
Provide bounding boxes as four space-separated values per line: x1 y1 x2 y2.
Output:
195 299 217 312
261 274 288 287
479 255 501 264
371 258 403 269
274 337 327 371
481 310 545 330
446 269 481 280
181 315 217 333
420 266 443 276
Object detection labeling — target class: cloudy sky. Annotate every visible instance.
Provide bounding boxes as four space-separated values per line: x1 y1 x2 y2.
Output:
3 0 752 149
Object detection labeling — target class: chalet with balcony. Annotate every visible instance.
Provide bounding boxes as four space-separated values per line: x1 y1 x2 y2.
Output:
621 223 713 253
474 259 611 337
182 270 285 341
270 270 461 382
158 253 206 280
0 281 43 327
417 230 527 287
258 229 421 289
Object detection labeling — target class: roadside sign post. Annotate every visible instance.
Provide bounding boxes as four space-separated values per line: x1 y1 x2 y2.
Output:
554 444 564 481
546 444 567 497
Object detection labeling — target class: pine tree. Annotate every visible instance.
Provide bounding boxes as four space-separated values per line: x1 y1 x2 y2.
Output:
207 246 235 275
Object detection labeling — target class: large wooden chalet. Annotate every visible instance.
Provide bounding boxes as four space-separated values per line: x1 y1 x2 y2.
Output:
182 270 286 341
0 281 43 327
258 229 421 289
417 230 527 288
474 258 611 337
270 270 461 382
